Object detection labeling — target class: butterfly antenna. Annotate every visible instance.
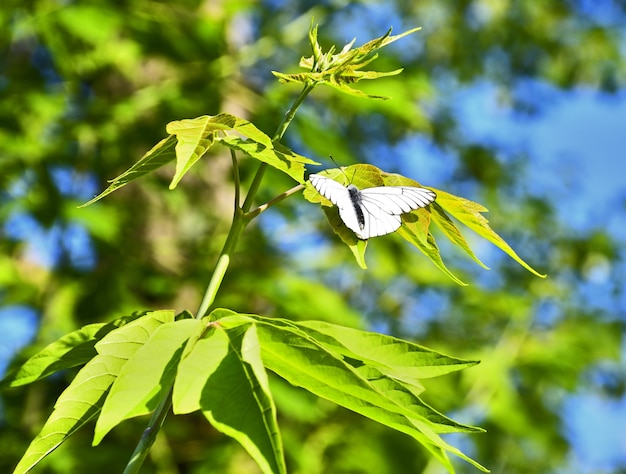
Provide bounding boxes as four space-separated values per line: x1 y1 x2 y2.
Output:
329 155 352 184
350 167 357 185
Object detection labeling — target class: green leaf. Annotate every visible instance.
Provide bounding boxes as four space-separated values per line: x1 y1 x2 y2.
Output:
430 202 490 269
435 189 546 277
319 205 368 269
353 364 481 434
165 116 217 189
398 228 467 286
166 113 318 186
79 135 177 207
274 69 404 100
94 318 200 444
1 323 103 388
380 170 467 284
273 25 421 100
249 317 486 471
81 113 319 205
173 322 231 414
178 317 286 474
94 310 175 358
321 69 406 100
407 417 488 473
219 136 317 184
295 320 478 383
13 354 125 474
237 324 285 474
12 310 174 473
2 314 144 388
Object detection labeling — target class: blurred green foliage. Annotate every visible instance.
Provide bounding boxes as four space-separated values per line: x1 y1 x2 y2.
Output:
1 0 625 473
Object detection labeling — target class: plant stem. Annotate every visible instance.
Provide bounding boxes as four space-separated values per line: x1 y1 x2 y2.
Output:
122 82 315 473
273 82 315 142
246 183 305 220
198 82 315 316
230 147 241 209
194 207 246 319
122 387 173 474
241 82 315 213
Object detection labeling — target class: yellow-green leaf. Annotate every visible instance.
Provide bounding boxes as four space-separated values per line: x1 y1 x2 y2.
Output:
435 189 546 278
94 319 201 444
273 25 421 100
79 135 177 207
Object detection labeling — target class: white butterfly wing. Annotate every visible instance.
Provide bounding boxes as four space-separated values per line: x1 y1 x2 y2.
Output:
360 186 437 214
358 187 436 239
309 174 362 235
358 203 402 238
309 174 348 206
310 174 437 240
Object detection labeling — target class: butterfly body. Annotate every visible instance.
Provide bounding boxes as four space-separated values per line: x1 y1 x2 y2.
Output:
310 174 436 240
346 184 366 229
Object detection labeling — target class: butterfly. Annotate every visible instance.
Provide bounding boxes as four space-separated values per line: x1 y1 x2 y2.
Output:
309 173 436 240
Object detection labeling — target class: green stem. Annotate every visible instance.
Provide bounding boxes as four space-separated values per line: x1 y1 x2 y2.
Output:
246 183 304 220
198 82 316 314
123 82 315 473
230 146 241 209
122 387 173 474
273 82 315 142
194 207 246 319
242 82 315 213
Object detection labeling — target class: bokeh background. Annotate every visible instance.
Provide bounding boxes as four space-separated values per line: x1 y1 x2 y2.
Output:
1 1 625 473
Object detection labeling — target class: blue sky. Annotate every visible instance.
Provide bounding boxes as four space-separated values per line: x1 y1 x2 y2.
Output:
456 82 626 237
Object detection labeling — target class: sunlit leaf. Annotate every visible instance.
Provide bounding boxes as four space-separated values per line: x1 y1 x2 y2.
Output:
13 355 125 474
165 116 218 189
185 318 286 474
273 25 422 100
79 135 177 207
81 113 319 205
173 323 230 414
306 164 543 282
435 189 546 277
295 320 479 382
398 228 467 285
1 324 103 388
319 205 368 269
223 314 488 471
2 314 144 388
94 310 174 358
430 202 490 269
219 136 317 184
93 318 201 444
354 364 481 433
12 311 174 473
274 69 404 100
